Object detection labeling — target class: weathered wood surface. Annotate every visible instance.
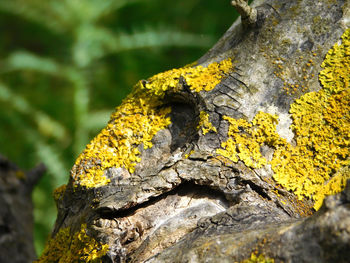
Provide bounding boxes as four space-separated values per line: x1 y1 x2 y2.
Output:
36 0 349 262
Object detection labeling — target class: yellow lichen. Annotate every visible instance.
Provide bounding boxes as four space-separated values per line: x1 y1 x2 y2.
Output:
319 28 350 94
217 29 350 210
198 111 217 135
143 58 233 95
15 170 26 180
216 112 284 169
271 28 350 210
72 58 233 188
35 224 109 263
184 150 195 159
72 85 171 188
53 184 67 202
241 253 275 263
271 88 350 210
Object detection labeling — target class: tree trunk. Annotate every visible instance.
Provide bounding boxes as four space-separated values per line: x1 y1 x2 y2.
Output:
33 0 349 262
0 155 45 263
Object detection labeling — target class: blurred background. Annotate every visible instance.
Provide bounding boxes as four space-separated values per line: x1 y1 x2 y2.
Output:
0 0 239 255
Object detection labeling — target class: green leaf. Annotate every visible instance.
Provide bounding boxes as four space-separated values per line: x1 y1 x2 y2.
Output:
2 51 88 92
63 0 145 23
33 138 70 186
0 0 145 33
4 51 61 75
0 0 68 33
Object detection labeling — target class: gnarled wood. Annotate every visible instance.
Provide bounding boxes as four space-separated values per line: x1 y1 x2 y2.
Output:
36 0 350 262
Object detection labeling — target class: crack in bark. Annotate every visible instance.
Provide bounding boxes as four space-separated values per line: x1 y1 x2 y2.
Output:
95 182 228 220
91 181 231 262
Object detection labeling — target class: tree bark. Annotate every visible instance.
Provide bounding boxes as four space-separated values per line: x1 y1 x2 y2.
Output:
0 155 45 263
33 0 349 262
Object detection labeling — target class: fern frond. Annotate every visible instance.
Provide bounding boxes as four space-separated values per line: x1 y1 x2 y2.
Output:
72 76 90 157
0 82 68 142
34 140 69 186
72 25 215 66
62 0 144 23
25 128 70 186
0 0 145 34
3 51 61 75
3 51 91 89
0 0 68 33
114 29 215 51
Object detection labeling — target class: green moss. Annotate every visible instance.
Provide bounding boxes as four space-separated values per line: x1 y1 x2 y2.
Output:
35 224 109 263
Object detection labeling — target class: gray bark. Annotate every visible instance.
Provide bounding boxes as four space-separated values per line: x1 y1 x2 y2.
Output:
37 0 350 262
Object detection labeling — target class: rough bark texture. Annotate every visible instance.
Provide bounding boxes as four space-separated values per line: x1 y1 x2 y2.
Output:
35 0 349 262
147 184 350 263
0 155 45 263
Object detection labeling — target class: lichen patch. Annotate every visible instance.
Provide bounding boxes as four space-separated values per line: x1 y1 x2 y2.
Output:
272 28 350 210
71 58 233 188
216 112 283 169
217 29 350 210
198 111 217 135
143 58 233 95
35 224 109 263
71 86 172 188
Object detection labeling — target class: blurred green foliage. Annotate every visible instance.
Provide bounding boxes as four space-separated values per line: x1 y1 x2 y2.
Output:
0 0 239 256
